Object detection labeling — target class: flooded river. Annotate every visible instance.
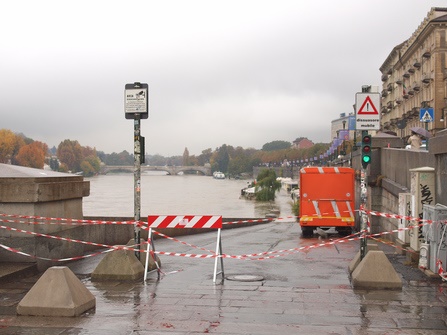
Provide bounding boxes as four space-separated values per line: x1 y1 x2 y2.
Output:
82 173 295 219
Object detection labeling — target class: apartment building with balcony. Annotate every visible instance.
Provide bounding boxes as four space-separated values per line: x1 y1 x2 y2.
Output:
379 7 447 138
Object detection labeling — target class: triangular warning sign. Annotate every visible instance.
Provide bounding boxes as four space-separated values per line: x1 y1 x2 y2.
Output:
358 96 379 115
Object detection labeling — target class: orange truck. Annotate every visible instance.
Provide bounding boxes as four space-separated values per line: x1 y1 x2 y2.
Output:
299 166 355 237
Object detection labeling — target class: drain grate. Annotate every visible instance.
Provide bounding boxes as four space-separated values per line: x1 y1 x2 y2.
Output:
226 275 264 282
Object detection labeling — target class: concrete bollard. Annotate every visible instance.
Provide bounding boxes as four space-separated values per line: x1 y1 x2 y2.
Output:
126 239 161 271
348 243 379 274
351 250 403 290
91 247 144 281
17 266 95 317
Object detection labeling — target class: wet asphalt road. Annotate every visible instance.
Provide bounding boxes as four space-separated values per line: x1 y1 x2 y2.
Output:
1 219 447 334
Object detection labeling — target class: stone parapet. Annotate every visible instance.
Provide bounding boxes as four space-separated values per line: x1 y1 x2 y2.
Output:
0 164 90 270
429 128 447 155
0 165 89 203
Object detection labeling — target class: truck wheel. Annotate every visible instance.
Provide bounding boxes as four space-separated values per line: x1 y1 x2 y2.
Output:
338 227 352 236
301 227 313 237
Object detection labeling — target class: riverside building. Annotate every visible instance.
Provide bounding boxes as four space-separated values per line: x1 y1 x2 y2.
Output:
380 7 447 138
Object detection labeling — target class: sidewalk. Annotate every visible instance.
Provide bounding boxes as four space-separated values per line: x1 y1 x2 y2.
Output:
1 220 447 334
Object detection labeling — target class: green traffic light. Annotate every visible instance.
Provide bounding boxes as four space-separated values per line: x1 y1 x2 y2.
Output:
361 130 371 168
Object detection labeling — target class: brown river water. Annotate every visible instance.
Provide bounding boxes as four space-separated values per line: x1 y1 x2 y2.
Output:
82 172 295 219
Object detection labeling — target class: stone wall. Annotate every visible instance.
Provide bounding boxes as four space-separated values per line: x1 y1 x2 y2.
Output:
368 129 447 243
0 164 90 270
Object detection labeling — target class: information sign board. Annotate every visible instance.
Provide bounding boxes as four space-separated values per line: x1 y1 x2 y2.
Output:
125 82 149 119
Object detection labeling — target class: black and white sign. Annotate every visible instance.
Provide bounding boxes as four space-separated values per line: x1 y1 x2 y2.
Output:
125 82 149 119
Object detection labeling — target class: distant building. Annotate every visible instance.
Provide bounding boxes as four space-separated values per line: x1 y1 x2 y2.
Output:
292 137 314 149
380 7 447 138
331 113 352 141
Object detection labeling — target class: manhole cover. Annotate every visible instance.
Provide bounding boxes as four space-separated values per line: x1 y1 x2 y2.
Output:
226 275 264 282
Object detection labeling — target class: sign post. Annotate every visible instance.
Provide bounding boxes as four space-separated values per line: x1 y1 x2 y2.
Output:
419 107 434 150
355 89 380 260
125 82 149 260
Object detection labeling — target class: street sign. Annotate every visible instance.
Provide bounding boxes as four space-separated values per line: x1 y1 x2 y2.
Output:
348 115 356 130
419 108 434 123
125 82 149 119
355 92 381 130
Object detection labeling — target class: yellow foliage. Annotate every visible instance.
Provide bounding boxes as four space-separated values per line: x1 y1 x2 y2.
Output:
0 129 25 163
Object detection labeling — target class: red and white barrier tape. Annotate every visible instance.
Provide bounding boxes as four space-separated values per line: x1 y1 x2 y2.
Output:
0 212 287 227
0 213 138 226
0 211 353 227
368 236 418 255
144 224 363 260
2 222 446 280
362 208 439 225
2 208 447 280
0 224 153 262
0 222 361 261
0 242 117 262
436 260 447 281
0 224 144 252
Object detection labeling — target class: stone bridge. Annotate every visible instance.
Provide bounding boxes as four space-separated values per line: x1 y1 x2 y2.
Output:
100 165 211 176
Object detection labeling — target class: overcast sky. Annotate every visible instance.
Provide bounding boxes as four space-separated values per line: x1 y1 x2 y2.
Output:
1 1 444 156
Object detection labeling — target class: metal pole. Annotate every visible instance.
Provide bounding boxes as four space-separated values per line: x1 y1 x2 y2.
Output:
360 168 367 260
134 113 141 260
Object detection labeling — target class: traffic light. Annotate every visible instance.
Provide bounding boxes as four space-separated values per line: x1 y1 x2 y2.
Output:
361 131 371 169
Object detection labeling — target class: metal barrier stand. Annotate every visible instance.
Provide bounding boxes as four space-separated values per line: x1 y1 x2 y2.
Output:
144 228 161 281
213 228 224 283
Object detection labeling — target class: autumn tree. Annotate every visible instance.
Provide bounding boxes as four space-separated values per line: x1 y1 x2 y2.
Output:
80 155 101 177
82 146 97 159
102 150 133 165
79 146 101 176
56 140 101 176
197 148 212 166
15 141 48 169
0 129 25 164
228 146 258 176
261 140 291 151
57 140 83 172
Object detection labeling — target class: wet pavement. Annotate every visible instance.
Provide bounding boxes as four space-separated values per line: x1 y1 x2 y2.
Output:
1 220 447 334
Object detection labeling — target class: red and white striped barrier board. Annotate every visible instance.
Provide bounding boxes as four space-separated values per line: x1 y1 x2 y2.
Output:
147 215 222 229
145 215 223 282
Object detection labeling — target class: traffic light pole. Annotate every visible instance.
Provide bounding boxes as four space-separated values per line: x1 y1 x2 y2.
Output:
360 168 368 260
360 130 371 260
355 86 379 260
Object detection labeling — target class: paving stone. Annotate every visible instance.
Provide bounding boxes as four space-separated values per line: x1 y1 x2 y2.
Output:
1 221 446 333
